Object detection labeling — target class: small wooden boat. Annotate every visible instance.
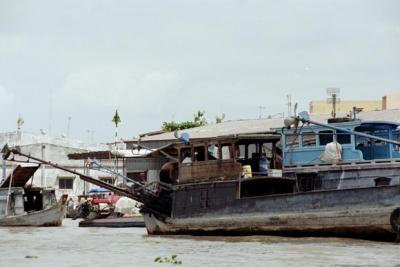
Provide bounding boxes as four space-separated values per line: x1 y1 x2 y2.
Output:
79 215 145 228
0 165 65 227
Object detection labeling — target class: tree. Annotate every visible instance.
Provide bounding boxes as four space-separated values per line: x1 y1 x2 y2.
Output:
215 113 225 124
161 110 208 132
193 110 207 125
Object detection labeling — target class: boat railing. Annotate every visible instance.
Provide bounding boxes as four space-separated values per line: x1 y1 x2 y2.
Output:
284 158 400 169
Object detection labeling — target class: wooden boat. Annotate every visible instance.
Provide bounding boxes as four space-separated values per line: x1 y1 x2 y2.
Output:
0 165 65 226
3 113 400 240
78 215 145 228
137 113 400 241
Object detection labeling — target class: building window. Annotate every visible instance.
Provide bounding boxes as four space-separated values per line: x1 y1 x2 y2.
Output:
59 177 74 189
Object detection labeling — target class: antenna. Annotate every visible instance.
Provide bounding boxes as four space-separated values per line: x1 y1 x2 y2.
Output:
326 88 341 118
17 114 24 130
286 94 292 117
49 88 53 135
258 106 266 119
67 116 71 139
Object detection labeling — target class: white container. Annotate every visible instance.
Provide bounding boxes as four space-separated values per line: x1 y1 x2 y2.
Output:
268 169 282 177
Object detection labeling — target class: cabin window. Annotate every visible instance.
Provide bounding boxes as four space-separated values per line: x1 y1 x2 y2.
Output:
194 146 206 161
221 144 232 160
356 135 369 148
374 140 386 146
207 145 218 160
58 177 74 189
319 130 333 145
374 129 389 139
247 144 258 158
237 144 246 160
181 148 192 163
261 143 272 157
393 130 400 150
285 134 300 148
302 133 316 147
319 130 350 145
371 130 389 146
337 131 351 144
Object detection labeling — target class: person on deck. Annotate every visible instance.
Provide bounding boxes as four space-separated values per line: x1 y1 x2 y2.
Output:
159 161 178 184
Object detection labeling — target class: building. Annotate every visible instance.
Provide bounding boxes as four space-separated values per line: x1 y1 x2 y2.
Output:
0 131 119 199
382 92 400 110
309 100 381 115
309 91 400 115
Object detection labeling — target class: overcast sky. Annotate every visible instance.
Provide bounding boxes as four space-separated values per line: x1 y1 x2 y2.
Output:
1 0 399 143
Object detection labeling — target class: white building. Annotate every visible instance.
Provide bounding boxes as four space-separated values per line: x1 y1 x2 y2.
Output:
0 131 122 199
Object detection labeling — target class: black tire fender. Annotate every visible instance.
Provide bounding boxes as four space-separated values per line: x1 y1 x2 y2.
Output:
390 208 400 233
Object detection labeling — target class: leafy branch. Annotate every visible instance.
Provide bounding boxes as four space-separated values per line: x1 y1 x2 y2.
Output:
154 255 182 265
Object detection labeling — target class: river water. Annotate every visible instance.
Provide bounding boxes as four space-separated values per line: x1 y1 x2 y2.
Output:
0 219 399 267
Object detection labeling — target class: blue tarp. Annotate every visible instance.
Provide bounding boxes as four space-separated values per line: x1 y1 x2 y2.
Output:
88 188 111 193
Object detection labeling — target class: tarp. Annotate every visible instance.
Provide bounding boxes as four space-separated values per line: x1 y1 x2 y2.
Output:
114 197 140 215
88 187 111 193
0 165 40 188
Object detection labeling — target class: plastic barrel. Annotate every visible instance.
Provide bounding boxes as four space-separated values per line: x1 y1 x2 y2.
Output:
242 165 252 178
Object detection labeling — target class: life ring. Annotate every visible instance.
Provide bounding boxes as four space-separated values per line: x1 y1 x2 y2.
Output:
390 208 400 233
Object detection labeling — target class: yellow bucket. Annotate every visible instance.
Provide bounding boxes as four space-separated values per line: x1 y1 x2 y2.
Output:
242 165 252 178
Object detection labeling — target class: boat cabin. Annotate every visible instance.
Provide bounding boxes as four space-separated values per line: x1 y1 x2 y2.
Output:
154 133 284 184
276 120 400 167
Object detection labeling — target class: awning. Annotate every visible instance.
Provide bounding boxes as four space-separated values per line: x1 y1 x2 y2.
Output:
0 165 40 188
68 144 176 160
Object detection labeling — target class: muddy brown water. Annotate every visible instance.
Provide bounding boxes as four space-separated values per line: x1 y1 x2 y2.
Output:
0 219 399 267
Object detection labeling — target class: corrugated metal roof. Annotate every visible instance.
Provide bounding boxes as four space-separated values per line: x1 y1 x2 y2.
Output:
131 109 400 142
68 149 155 160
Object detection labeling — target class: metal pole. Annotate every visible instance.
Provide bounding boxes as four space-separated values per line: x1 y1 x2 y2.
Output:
41 145 45 186
286 94 292 117
2 158 5 179
332 93 337 118
5 168 13 217
67 116 71 138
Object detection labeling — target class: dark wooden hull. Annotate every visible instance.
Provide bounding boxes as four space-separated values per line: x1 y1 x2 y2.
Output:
79 216 145 228
142 182 400 240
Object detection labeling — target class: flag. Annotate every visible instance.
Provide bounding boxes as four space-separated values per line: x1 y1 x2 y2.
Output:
112 109 121 128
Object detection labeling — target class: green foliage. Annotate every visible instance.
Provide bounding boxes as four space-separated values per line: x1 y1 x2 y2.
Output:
154 255 182 265
161 121 201 132
215 113 225 124
112 109 121 127
161 110 208 132
193 110 207 125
